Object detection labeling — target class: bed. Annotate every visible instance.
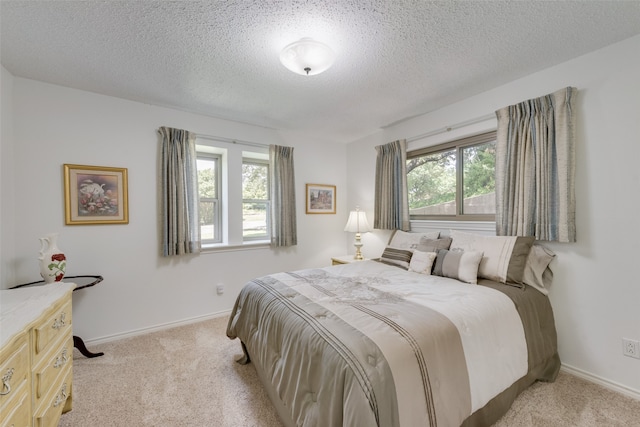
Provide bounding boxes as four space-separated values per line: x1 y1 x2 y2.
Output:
226 231 560 427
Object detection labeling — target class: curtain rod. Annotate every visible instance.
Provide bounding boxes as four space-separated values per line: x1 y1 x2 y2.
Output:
406 113 496 143
195 133 269 149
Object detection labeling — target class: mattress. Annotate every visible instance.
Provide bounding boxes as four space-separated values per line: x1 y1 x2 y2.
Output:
227 260 560 426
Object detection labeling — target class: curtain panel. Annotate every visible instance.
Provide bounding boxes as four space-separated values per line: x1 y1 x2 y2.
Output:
374 139 410 231
158 126 201 256
495 87 577 242
270 145 297 247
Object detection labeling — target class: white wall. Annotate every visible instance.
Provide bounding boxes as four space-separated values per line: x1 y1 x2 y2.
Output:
0 66 16 287
347 35 640 395
2 78 348 342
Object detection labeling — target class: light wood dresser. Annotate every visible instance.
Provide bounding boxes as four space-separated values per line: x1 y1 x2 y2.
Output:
1 283 75 427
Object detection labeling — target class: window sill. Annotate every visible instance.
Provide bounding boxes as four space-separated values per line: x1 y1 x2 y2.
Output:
201 240 271 254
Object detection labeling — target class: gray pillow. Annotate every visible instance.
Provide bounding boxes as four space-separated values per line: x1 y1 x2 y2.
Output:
433 249 484 284
522 244 556 294
416 237 452 253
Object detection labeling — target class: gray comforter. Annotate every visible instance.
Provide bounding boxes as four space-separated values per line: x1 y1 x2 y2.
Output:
227 261 559 427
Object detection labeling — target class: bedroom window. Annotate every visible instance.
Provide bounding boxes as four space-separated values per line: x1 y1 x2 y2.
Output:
196 141 271 249
407 131 496 221
197 153 222 244
242 158 270 241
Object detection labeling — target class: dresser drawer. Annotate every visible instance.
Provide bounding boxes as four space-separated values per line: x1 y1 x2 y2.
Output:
0 380 30 427
33 370 72 427
33 335 73 402
33 299 72 361
0 332 29 409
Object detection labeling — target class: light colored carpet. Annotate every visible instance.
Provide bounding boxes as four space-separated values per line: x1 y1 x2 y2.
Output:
60 316 640 427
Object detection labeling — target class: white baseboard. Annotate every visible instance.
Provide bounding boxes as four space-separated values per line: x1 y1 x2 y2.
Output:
561 364 640 401
84 310 232 346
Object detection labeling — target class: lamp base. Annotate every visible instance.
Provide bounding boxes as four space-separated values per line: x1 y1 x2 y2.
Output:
353 233 364 260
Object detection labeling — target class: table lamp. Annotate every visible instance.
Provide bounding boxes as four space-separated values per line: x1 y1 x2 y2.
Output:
344 207 372 260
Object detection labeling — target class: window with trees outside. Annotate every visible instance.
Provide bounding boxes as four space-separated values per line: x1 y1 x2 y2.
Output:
407 131 496 221
197 153 222 244
197 145 271 247
242 159 270 240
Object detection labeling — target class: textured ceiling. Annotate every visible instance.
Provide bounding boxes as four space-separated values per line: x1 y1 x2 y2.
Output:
2 1 640 143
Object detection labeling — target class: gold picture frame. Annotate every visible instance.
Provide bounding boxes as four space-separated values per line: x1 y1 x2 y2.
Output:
64 164 129 225
305 183 336 214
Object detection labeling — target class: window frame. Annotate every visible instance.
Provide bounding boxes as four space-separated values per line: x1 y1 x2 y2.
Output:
242 157 271 242
195 140 271 251
407 131 497 221
197 152 223 244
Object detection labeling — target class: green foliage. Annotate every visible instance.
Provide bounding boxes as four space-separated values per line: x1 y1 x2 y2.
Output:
243 163 268 199
198 164 217 226
198 167 217 198
407 150 456 209
463 142 495 198
407 142 495 210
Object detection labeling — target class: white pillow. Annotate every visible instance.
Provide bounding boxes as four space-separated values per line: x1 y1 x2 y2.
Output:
408 250 437 275
449 230 534 284
388 230 440 250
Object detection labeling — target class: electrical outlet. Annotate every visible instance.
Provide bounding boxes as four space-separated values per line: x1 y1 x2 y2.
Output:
622 338 640 359
216 283 225 295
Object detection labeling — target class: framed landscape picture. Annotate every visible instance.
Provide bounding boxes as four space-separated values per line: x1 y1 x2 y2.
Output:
306 183 336 214
64 164 129 225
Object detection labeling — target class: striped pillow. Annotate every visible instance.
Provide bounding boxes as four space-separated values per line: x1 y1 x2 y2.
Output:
433 249 483 284
379 246 413 269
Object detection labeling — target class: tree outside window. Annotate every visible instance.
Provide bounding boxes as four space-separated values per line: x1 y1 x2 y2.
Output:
407 131 496 220
242 160 270 240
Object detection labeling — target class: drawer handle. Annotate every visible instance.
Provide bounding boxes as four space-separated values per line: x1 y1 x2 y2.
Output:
54 348 69 368
1 368 14 396
53 383 68 407
52 312 67 330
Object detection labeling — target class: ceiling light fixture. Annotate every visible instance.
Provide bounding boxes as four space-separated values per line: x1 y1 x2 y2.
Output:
279 38 336 76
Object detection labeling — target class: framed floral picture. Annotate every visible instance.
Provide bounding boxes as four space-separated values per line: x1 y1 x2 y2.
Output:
306 183 336 214
64 164 129 225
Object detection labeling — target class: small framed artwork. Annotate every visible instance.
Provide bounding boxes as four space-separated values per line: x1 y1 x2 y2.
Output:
64 164 129 225
306 183 336 214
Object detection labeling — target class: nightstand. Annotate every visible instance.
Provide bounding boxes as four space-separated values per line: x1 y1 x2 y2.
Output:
331 255 368 265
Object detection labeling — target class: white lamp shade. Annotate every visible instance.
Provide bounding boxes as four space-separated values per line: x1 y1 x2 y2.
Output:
279 38 336 76
344 210 372 233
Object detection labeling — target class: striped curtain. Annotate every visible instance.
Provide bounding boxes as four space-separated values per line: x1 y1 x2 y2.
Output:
495 87 577 242
158 126 201 256
269 145 297 247
374 139 410 231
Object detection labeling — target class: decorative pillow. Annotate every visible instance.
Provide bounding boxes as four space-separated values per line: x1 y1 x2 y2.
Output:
416 237 452 253
388 230 440 250
379 246 413 269
449 230 534 284
522 244 556 295
433 249 483 284
408 250 437 275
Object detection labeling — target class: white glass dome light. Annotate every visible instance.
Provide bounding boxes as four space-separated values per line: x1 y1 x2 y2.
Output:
279 38 336 76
